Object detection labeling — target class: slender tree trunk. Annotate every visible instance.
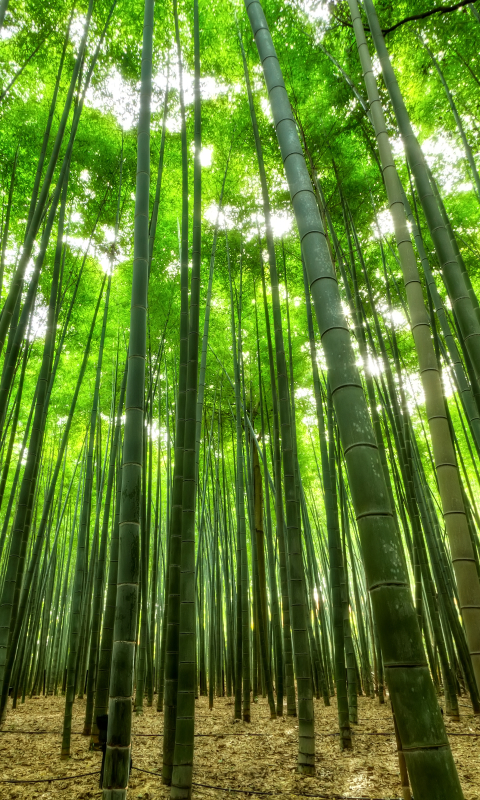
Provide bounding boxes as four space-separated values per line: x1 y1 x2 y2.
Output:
102 0 152 793
245 1 464 795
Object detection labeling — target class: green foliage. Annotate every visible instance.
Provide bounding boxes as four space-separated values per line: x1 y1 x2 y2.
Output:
0 0 480 559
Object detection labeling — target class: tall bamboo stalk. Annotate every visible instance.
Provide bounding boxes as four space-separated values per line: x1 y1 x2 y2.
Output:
102 0 153 794
244 1 464 795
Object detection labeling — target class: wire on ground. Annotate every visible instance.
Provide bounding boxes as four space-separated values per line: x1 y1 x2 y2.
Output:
1 728 477 738
0 770 100 784
132 767 401 800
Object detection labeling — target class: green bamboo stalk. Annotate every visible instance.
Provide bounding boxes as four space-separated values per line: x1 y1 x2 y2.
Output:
422 38 480 202
349 0 480 696
326 386 353 747
148 76 169 276
362 0 480 388
92 442 123 743
195 151 230 483
260 262 295 717
157 360 172 713
0 0 95 356
170 0 202 790
337 462 358 723
0 165 69 704
163 0 190 781
84 361 127 736
0 147 18 299
400 184 480 456
0 275 106 723
302 261 351 744
102 0 152 793
245 0 463 794
0 11 116 433
0 0 9 30
0 29 50 104
0 336 29 516
61 267 112 756
240 26 315 760
227 242 251 724
48 462 81 696
252 440 276 717
256 311 284 714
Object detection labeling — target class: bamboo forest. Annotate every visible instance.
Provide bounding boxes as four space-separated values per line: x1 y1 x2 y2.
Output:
3 0 480 798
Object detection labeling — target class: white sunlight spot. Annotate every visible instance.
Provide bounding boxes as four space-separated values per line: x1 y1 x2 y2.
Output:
24 258 36 283
421 135 467 193
71 232 123 276
102 225 116 243
86 68 138 130
455 181 474 193
286 0 330 44
391 136 405 158
69 236 91 253
316 348 327 371
377 301 409 330
165 259 180 278
405 374 426 415
204 203 219 227
204 203 237 231
260 96 273 122
296 387 315 402
372 55 382 77
154 65 232 107
27 298 48 341
270 210 293 237
94 229 127 275
203 204 288 241
201 75 232 101
0 25 17 40
392 133 473 195
95 249 112 274
346 97 357 116
2 247 17 268
306 0 330 22
147 421 168 444
390 308 408 329
372 208 395 238
70 14 87 53
154 60 237 132
366 353 383 376
441 364 455 399
200 146 213 167
341 300 352 320
286 0 330 22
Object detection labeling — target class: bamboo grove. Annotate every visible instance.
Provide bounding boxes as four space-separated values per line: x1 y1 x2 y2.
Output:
0 0 480 798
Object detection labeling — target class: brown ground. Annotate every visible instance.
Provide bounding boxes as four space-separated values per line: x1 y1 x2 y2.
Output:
0 693 479 799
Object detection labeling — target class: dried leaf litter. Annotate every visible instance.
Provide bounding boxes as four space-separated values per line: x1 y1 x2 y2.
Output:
0 695 478 800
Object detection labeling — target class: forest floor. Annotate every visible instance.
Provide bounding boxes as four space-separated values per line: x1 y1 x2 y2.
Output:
0 693 479 800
